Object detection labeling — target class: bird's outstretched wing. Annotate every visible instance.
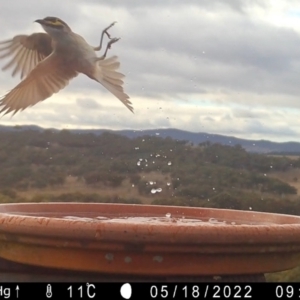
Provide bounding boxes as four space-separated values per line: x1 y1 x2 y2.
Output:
93 56 133 113
0 33 53 79
0 53 78 116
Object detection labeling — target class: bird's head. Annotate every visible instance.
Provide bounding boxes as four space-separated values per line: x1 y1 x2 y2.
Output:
35 17 72 34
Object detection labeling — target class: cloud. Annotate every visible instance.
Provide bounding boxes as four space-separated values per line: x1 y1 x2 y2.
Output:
76 98 101 109
1 1 300 142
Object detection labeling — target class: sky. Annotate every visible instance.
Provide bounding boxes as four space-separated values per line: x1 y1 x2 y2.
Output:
1 1 300 142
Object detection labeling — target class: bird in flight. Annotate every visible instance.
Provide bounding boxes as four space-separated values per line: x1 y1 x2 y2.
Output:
0 17 133 117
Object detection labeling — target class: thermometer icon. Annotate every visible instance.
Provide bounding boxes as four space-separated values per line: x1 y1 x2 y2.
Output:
46 284 52 298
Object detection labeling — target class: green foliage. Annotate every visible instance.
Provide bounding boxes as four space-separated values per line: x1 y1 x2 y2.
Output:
129 174 141 185
0 189 17 199
0 129 299 217
29 192 142 204
84 171 125 187
266 266 300 282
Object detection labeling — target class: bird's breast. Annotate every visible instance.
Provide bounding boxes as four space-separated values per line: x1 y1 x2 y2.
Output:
53 34 96 73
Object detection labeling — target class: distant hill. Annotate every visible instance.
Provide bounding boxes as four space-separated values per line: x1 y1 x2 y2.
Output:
1 124 300 154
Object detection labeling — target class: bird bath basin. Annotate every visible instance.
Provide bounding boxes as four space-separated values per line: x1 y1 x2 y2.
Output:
0 202 299 276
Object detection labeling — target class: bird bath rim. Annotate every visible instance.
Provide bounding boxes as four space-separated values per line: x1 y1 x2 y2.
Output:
0 202 299 245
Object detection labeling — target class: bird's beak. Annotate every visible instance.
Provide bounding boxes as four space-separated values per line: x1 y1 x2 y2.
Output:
34 19 44 25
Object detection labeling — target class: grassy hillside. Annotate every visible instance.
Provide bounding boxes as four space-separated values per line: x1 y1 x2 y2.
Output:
0 128 299 213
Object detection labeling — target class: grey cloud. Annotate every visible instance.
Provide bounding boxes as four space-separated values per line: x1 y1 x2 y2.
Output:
1 1 300 142
118 10 300 98
2 1 300 100
82 0 265 13
232 108 271 119
76 98 101 109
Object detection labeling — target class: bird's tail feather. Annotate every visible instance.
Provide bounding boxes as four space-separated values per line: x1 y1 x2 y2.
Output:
92 56 133 113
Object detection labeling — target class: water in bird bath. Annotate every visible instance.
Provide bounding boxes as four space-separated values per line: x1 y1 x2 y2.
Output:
5 207 278 226
60 215 263 225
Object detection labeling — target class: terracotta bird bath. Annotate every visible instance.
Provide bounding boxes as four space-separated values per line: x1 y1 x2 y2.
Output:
0 202 299 279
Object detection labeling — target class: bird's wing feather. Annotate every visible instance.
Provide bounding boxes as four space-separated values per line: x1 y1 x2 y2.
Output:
0 53 78 116
0 33 53 79
93 56 133 113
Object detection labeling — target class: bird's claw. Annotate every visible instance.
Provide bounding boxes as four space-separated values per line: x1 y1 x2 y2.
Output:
98 37 121 60
108 37 120 48
94 21 118 52
103 22 117 40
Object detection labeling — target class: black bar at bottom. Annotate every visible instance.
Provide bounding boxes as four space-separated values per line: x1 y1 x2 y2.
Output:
0 282 298 299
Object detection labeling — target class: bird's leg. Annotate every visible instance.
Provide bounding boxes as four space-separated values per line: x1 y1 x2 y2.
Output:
96 37 120 61
93 21 117 51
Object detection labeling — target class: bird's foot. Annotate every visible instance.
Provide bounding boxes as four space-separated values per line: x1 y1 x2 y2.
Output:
103 21 117 40
94 21 117 51
97 37 120 60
